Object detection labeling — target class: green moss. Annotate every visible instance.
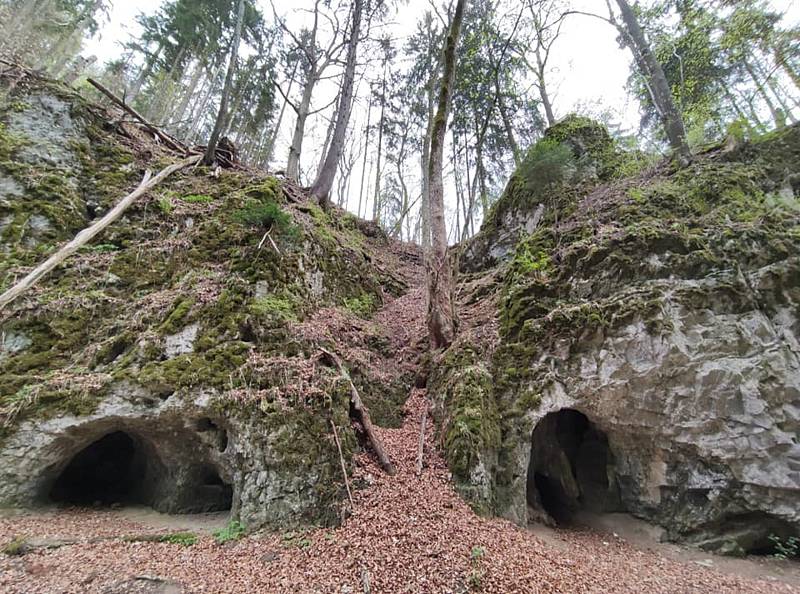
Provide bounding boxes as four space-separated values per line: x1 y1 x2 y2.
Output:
125 532 198 546
1 536 28 556
430 344 500 490
250 294 299 322
134 341 251 393
159 298 195 334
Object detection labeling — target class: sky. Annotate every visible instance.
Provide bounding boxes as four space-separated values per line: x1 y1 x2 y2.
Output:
82 0 800 231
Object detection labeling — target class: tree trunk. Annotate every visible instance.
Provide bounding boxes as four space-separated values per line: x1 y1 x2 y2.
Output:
287 73 316 180
204 0 245 165
774 43 800 93
371 59 387 222
420 84 436 251
744 60 783 128
264 61 298 167
615 0 690 162
427 0 467 350
357 93 373 218
171 59 204 133
496 88 521 166
534 43 555 126
311 0 364 205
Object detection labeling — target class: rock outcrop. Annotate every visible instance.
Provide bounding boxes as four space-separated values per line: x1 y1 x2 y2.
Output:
433 116 800 555
0 70 411 529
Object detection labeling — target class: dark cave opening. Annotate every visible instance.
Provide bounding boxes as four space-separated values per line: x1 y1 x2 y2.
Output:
48 429 233 513
527 409 620 525
49 431 146 506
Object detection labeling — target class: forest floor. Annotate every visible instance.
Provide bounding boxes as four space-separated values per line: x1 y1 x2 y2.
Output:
1 245 799 593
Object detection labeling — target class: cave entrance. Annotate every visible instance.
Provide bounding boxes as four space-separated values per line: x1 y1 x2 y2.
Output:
526 409 620 525
50 431 147 506
48 429 233 513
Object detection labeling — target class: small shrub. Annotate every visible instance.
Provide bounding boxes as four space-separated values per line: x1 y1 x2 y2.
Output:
519 138 575 193
467 545 487 591
213 520 246 544
157 196 173 214
769 534 799 560
343 293 377 317
234 199 293 232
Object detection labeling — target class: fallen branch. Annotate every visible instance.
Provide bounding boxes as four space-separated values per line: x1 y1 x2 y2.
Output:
0 155 202 311
330 420 354 508
319 347 396 475
257 225 281 254
87 78 187 154
416 405 427 476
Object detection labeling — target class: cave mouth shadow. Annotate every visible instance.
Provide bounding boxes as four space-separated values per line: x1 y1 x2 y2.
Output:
526 409 621 525
47 428 232 513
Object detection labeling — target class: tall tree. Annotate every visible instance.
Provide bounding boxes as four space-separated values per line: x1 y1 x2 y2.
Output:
613 0 691 161
274 0 347 180
311 0 364 205
427 0 468 350
204 0 246 165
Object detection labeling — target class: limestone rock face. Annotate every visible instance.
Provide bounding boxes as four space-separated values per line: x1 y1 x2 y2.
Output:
0 71 402 530
433 119 800 554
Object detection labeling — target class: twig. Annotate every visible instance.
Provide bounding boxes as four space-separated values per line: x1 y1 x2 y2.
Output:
416 405 427 476
0 155 202 310
361 566 371 594
257 225 281 254
330 419 354 509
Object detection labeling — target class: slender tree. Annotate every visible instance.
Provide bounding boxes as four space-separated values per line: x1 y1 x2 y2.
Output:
310 0 364 205
613 0 690 161
427 0 468 350
204 0 245 164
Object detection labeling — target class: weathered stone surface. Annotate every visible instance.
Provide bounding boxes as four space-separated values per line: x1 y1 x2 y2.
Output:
164 323 199 358
7 93 83 168
434 120 800 554
0 73 390 532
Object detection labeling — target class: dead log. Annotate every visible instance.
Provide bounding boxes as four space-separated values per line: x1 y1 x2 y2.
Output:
87 78 187 154
0 155 202 311
319 347 396 475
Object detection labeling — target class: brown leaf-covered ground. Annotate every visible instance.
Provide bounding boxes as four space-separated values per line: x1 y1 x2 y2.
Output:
1 388 797 593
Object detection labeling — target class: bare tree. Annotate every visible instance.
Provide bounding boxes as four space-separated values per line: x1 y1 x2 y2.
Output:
311 0 364 205
427 0 468 350
274 0 347 180
204 0 245 165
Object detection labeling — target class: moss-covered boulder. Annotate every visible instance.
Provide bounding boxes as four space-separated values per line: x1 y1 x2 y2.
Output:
0 69 411 530
435 118 800 555
460 115 646 272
